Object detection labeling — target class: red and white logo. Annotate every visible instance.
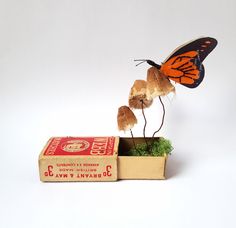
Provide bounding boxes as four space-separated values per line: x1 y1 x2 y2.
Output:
61 140 90 153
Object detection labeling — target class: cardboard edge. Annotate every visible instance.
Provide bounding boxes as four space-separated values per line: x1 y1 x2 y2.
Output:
163 155 168 179
113 136 120 156
38 137 54 181
118 155 167 180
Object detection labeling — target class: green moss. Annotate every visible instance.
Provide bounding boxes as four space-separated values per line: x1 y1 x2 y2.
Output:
128 137 173 156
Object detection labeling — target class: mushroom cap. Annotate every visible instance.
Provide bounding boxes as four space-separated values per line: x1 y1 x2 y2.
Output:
129 80 153 109
117 106 137 131
146 67 175 99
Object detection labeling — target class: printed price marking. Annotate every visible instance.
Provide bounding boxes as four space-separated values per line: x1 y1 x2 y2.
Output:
44 165 54 177
103 165 112 177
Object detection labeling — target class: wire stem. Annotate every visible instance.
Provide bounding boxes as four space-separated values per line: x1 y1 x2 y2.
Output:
134 59 147 66
141 101 149 150
152 96 165 139
130 129 137 150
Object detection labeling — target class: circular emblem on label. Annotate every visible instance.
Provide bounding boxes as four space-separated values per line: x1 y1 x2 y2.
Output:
61 140 90 153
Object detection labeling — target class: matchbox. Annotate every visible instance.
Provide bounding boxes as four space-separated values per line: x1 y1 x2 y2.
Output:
38 136 168 182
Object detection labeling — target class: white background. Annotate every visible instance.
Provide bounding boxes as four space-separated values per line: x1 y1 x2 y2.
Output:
1 0 236 227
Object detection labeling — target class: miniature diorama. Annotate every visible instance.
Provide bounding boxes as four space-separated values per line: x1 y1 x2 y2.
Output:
117 37 217 179
39 37 217 182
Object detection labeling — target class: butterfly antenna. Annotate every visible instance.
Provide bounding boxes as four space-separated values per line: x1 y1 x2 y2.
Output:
134 59 147 67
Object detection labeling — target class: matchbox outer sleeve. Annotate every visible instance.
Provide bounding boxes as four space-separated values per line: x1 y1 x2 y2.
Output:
39 137 119 182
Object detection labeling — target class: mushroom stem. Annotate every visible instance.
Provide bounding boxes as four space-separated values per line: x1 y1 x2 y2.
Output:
129 129 137 150
152 96 165 139
141 100 149 150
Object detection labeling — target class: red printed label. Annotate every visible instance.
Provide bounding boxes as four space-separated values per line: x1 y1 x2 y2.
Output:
43 137 116 156
43 163 113 180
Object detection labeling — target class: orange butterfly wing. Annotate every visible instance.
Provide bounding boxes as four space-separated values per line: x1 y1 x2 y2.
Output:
141 37 217 88
160 51 201 86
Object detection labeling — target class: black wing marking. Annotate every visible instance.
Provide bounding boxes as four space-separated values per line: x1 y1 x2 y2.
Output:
164 37 218 63
183 63 205 88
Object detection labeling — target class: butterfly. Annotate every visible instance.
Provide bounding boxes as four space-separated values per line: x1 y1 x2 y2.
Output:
135 37 217 88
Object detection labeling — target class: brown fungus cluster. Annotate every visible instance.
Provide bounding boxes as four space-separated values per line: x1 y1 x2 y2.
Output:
117 67 175 148
129 80 153 109
146 67 175 99
117 106 137 132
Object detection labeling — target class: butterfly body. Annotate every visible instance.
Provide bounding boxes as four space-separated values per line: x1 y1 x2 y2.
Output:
141 37 217 88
